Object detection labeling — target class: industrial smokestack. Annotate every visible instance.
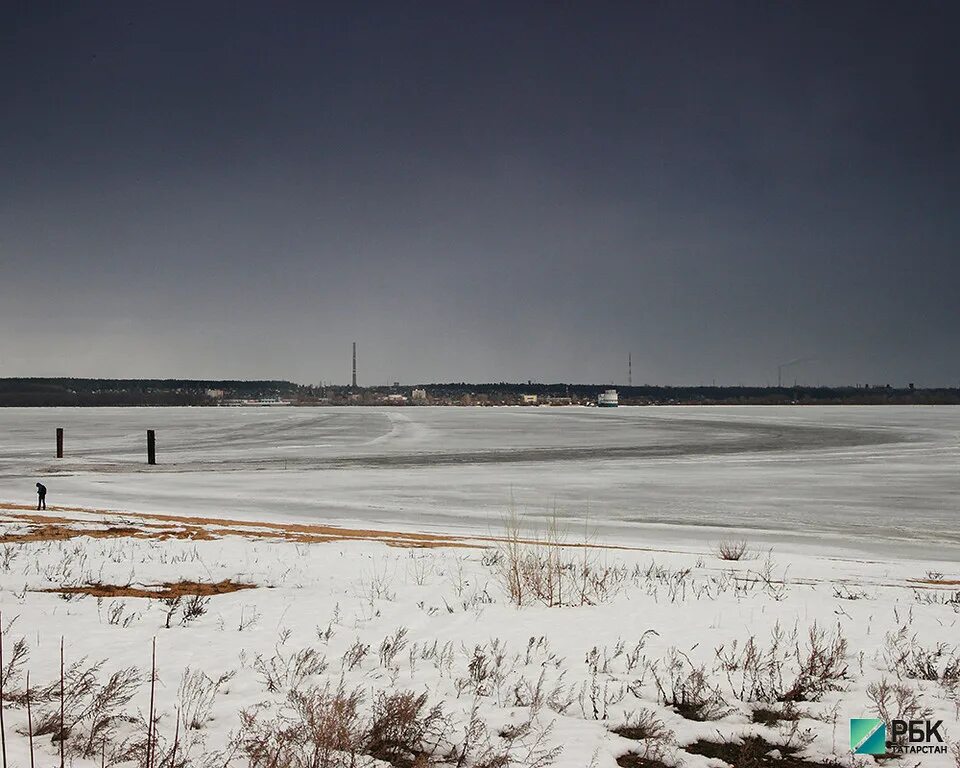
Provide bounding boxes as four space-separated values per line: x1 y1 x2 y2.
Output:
352 342 357 388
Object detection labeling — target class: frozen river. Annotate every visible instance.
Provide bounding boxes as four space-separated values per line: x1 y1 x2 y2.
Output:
0 405 957 558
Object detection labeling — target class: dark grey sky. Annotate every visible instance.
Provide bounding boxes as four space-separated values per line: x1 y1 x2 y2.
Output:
2 2 958 386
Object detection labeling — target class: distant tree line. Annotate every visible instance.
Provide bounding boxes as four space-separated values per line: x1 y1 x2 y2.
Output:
1 378 957 406
403 382 960 406
0 378 299 407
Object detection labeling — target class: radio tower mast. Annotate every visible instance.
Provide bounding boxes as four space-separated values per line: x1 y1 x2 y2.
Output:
352 342 357 388
628 353 632 387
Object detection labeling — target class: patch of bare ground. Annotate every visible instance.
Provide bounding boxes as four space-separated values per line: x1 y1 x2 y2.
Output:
617 754 672 768
908 578 960 586
0 520 217 544
1 506 474 548
34 579 256 599
751 706 803 727
0 501 679 553
684 736 840 768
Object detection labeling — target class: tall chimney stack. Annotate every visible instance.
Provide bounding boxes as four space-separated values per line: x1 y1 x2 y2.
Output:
352 342 357 388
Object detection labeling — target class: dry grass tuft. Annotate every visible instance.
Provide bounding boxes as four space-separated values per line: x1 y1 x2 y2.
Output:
716 539 750 561
237 683 447 768
495 512 627 607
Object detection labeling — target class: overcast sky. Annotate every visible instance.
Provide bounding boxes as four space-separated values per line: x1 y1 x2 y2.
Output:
2 2 957 386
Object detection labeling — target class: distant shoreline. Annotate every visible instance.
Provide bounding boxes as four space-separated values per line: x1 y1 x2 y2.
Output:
1 377 958 407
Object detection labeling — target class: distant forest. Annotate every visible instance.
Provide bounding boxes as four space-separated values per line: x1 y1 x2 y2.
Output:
415 382 960 405
1 378 958 406
0 378 297 407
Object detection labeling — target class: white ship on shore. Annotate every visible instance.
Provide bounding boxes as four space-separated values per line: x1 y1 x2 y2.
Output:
597 389 618 407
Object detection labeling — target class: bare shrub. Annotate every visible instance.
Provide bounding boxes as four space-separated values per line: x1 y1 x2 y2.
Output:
254 646 327 695
456 645 495 698
833 585 867 601
367 690 446 764
31 658 142 759
780 623 848 702
450 695 560 768
580 646 626 721
495 513 626 607
238 684 448 768
913 589 960 610
510 668 575 716
162 596 183 629
104 600 139 628
451 697 495 767
378 627 409 669
481 549 503 568
716 633 778 703
407 551 433 586
652 649 728 721
180 595 210 626
0 544 21 572
238 605 261 632
611 708 674 761
0 620 28 702
625 631 657 675
361 564 397 606
776 716 815 753
118 712 221 768
341 639 370 672
754 551 789 601
867 678 931 745
496 709 561 768
178 667 236 730
883 625 960 689
716 539 749 561
718 622 848 704
238 682 366 768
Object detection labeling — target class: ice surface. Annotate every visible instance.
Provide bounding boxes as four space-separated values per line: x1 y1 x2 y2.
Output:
1 405 957 559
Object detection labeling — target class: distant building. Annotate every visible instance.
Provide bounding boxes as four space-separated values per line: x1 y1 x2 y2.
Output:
411 388 428 401
206 388 225 399
385 393 407 403
221 397 290 407
520 394 539 405
597 389 618 407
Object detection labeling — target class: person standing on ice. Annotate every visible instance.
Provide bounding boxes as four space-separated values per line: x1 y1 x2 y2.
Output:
36 482 46 510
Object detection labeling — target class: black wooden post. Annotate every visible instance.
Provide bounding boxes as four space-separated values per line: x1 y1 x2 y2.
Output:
147 430 156 465
56 428 64 459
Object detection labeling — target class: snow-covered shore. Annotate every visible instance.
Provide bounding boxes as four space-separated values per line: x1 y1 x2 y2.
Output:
0 505 957 767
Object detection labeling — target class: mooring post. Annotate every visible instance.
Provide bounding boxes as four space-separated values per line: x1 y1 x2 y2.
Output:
56 427 64 459
147 429 156 465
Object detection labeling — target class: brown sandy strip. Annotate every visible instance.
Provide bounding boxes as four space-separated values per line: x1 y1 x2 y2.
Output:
0 502 683 553
34 579 255 599
1 505 953 593
5 504 954 586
